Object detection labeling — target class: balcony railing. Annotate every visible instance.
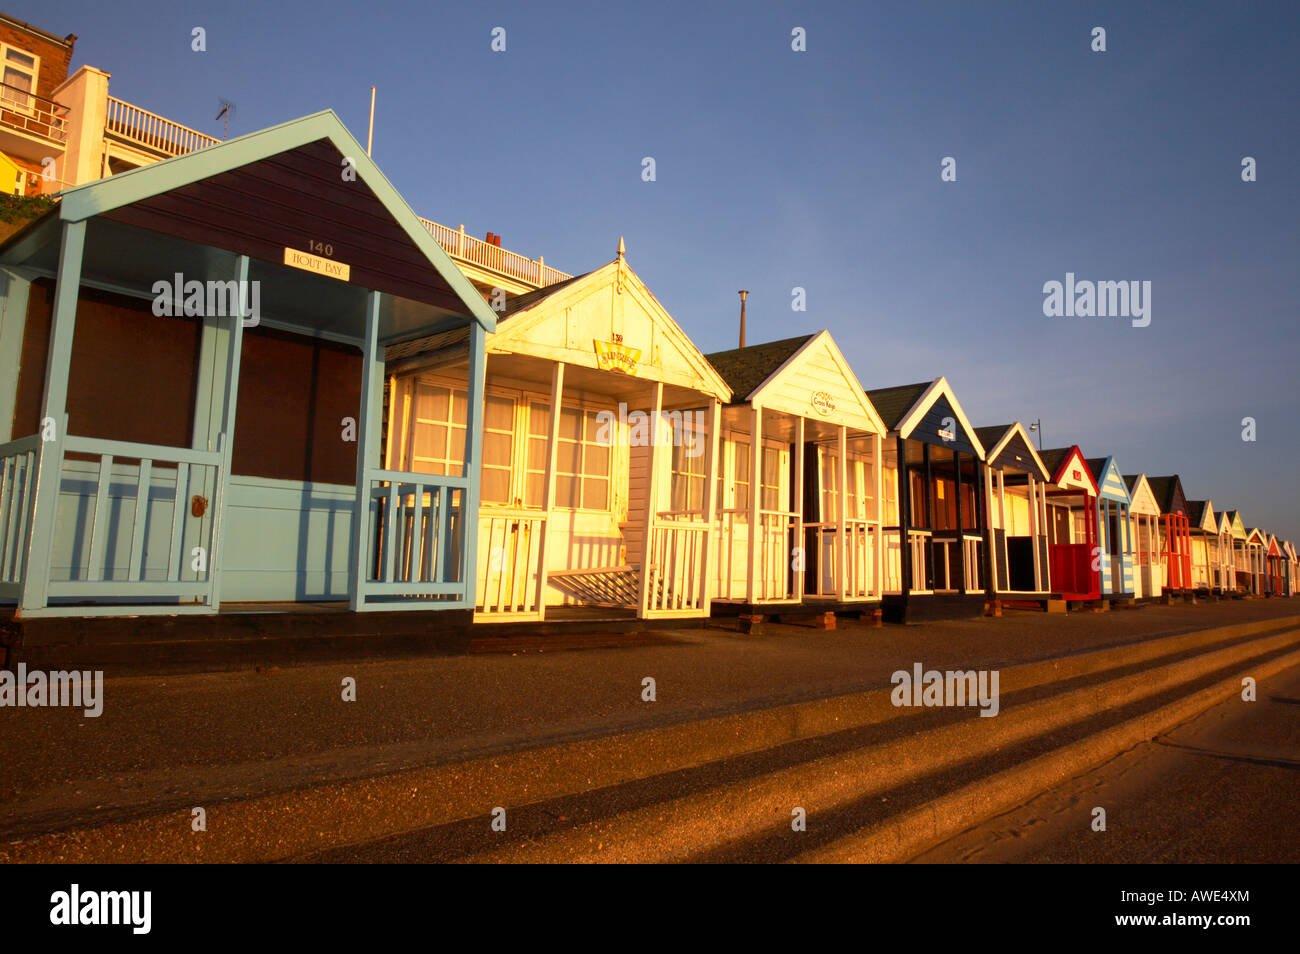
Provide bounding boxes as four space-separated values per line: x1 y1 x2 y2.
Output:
105 96 221 158
0 82 68 144
418 217 570 289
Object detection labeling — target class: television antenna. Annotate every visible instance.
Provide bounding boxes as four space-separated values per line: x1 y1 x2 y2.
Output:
215 99 236 140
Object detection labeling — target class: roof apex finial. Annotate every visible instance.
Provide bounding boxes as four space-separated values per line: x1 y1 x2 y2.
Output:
617 236 626 259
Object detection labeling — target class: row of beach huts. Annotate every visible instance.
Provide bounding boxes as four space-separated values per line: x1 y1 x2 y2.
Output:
0 111 1292 655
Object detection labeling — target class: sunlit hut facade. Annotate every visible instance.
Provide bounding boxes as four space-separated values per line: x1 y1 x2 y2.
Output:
1145 476 1192 598
1086 456 1135 602
1184 499 1218 596
1265 533 1287 597
972 423 1054 608
865 379 988 623
1125 473 1163 600
384 242 732 622
1244 527 1268 596
1216 509 1237 595
1037 447 1101 603
0 112 499 623
1222 509 1249 594
702 333 887 622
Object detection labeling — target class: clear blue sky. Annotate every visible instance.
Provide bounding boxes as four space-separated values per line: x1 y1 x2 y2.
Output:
26 0 1300 539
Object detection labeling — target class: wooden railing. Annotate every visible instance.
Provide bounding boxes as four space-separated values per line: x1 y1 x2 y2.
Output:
805 518 877 600
644 517 709 616
0 81 68 143
908 529 931 591
104 96 221 157
358 471 466 607
0 434 40 594
476 510 545 616
416 218 570 289
46 435 223 602
962 533 983 592
883 528 902 593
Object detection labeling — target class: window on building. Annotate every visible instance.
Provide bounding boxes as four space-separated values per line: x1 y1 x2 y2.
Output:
529 404 611 511
670 416 706 514
407 382 467 477
1 45 39 111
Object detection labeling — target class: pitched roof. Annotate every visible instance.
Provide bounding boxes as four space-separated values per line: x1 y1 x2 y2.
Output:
1123 474 1142 493
974 424 1011 448
44 110 499 334
705 334 817 404
1038 447 1072 477
1185 499 1208 524
1145 476 1182 513
864 382 931 431
1084 458 1109 480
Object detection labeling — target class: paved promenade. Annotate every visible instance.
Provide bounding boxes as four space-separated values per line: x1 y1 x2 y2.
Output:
2 599 1295 840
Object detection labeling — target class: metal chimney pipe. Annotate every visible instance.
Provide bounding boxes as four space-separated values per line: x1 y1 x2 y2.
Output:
738 290 749 348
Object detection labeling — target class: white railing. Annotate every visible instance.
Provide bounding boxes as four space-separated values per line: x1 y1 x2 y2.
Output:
963 533 983 592
883 528 902 593
908 529 931 591
476 510 545 615
0 434 40 593
754 509 796 602
644 518 709 615
806 518 877 600
416 218 570 289
46 435 223 602
105 96 221 157
357 470 466 607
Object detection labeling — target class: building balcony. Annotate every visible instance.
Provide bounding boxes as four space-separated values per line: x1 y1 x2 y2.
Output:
104 95 221 160
418 217 570 291
0 81 68 163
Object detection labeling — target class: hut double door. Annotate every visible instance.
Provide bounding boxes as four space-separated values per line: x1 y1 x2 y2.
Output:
713 430 790 603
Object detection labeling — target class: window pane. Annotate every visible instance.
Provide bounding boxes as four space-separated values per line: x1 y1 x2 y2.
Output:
485 394 514 430
586 442 610 476
524 473 544 507
447 431 465 464
734 442 750 482
483 468 510 503
5 49 34 67
585 410 610 444
583 477 609 511
483 431 512 467
527 436 548 471
416 385 448 422
529 403 550 435
452 391 468 425
556 476 578 509
559 407 581 441
413 423 446 461
558 440 580 474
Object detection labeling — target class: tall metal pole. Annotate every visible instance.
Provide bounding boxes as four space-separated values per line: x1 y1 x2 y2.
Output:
367 86 377 157
738 290 749 348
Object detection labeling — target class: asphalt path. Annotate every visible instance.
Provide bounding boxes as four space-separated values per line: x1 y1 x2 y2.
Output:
2 599 1295 839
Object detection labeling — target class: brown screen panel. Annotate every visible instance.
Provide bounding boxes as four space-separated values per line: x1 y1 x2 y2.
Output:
231 326 361 485
12 280 201 447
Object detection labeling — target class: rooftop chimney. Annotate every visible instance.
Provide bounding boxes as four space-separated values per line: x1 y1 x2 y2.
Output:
738 290 749 349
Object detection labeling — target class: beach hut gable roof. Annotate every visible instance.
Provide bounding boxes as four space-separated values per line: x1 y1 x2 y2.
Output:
1123 474 1160 516
867 377 985 458
481 257 732 400
708 331 886 434
974 423 1050 480
1038 446 1098 495
45 110 499 333
1086 457 1131 505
